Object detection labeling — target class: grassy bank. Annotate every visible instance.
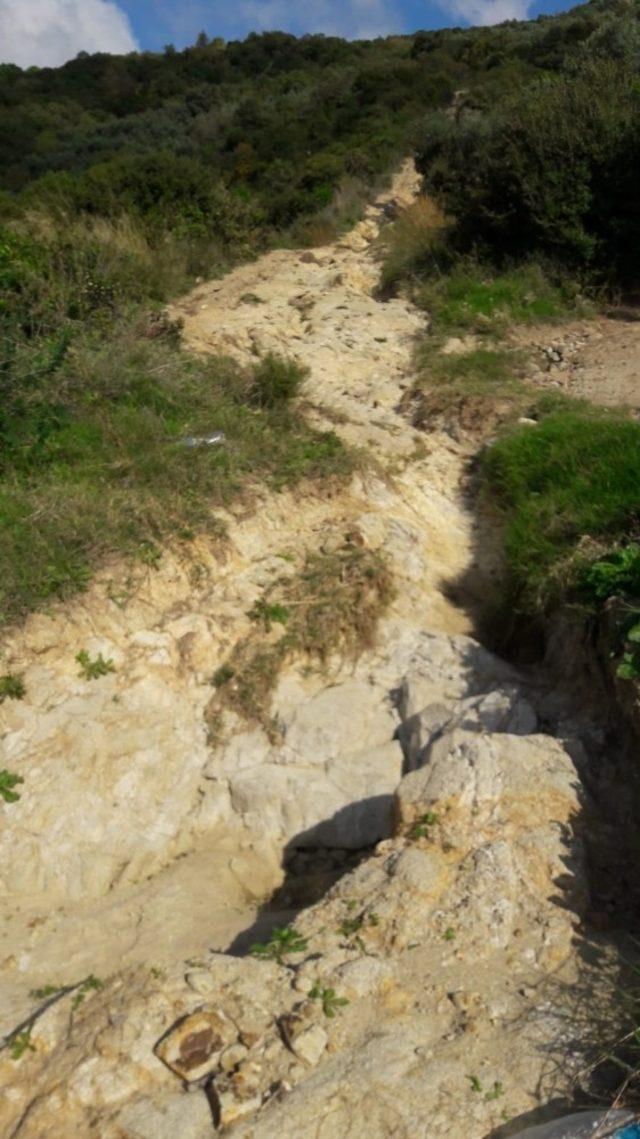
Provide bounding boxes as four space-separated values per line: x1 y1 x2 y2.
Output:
0 217 354 626
380 196 640 641
481 411 640 616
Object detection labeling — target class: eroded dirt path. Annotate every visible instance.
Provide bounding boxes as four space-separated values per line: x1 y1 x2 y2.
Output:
0 165 474 1027
2 165 636 1139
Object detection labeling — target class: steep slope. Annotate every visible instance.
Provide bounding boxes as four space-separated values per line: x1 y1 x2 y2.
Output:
0 166 471 1023
0 168 618 1139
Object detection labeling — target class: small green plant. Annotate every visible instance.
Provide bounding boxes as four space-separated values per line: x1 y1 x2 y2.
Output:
212 664 235 688
76 650 115 680
0 770 24 803
71 974 103 1010
30 983 64 999
339 915 364 938
0 673 26 701
485 1081 505 1102
616 623 640 681
137 541 162 569
468 1075 483 1093
250 927 309 965
248 353 308 409
581 545 640 603
409 811 439 840
10 1029 36 1061
249 599 290 631
443 927 456 941
309 985 350 1018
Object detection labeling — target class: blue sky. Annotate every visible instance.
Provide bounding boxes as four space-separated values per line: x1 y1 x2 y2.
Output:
120 0 578 49
0 0 581 70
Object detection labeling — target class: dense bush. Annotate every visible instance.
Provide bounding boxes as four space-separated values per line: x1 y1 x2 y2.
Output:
417 51 640 286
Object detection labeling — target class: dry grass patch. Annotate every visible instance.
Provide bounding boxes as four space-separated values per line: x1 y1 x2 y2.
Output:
377 196 450 295
208 537 395 738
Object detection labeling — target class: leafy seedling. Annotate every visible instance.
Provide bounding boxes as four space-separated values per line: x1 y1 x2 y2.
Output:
617 620 640 680
409 811 439 840
468 1075 483 1093
30 984 64 999
309 985 350 1018
250 927 309 965
0 770 24 804
0 673 25 701
249 599 290 631
76 651 115 680
71 974 103 1011
10 1030 35 1061
339 915 364 938
137 541 162 569
443 927 456 941
485 1081 505 1102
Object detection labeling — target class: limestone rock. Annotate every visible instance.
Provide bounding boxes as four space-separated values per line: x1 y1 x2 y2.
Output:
116 1091 214 1139
228 739 403 849
155 1009 237 1083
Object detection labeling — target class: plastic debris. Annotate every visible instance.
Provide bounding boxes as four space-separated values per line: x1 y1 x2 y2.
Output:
515 1111 639 1139
179 432 226 448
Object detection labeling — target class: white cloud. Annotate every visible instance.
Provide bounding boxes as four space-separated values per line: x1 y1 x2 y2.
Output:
0 0 138 68
437 0 532 26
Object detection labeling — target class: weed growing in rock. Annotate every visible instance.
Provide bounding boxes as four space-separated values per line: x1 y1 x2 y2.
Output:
0 770 24 803
443 927 456 941
0 673 25 701
211 664 235 689
485 1081 505 1101
249 599 290 631
9 1029 35 1061
308 985 350 1018
468 1075 483 1093
76 651 116 680
250 927 309 965
30 984 64 999
409 811 439 840
137 542 162 569
71 975 103 1011
338 915 364 938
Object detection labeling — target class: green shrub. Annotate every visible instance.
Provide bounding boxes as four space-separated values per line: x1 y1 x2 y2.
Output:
0 673 25 701
0 770 24 804
247 353 307 409
76 651 115 680
581 545 640 605
417 58 640 286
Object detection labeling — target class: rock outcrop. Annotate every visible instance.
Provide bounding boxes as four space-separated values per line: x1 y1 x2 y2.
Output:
1 673 587 1137
0 165 606 1138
